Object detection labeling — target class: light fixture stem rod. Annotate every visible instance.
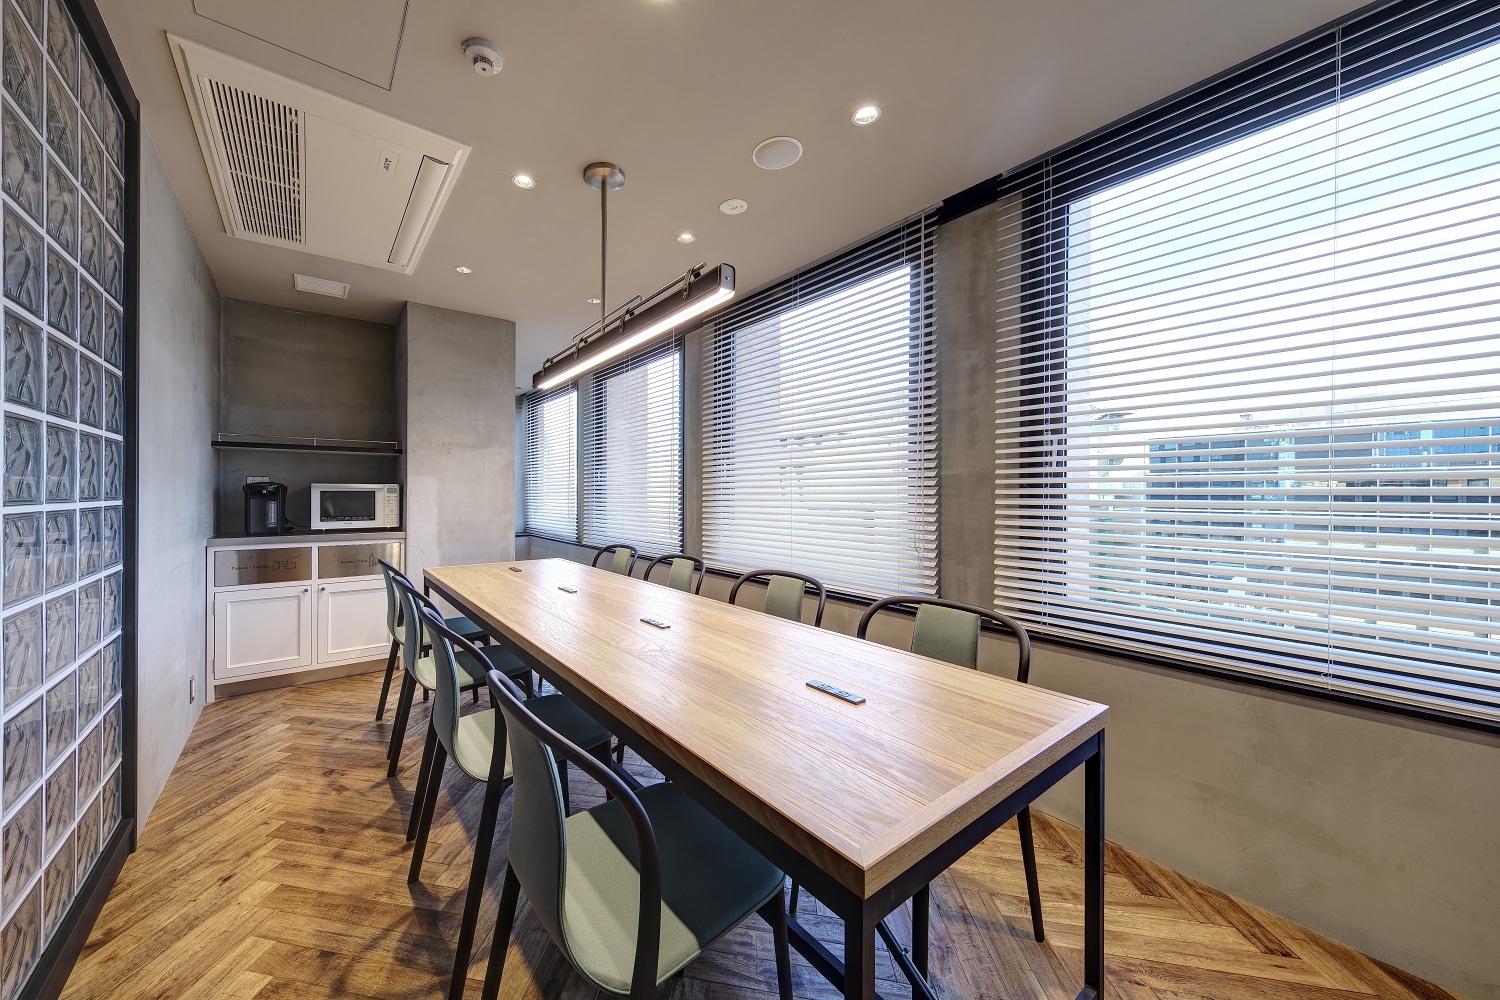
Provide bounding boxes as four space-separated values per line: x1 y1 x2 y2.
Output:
599 181 608 340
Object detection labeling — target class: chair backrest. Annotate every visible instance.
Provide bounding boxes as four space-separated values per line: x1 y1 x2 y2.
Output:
422 605 664 1000
390 574 465 757
641 553 706 595
727 569 827 627
857 596 1031 682
592 544 639 576
377 558 404 643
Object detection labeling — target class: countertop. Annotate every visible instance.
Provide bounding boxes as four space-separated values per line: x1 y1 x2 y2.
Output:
207 529 406 548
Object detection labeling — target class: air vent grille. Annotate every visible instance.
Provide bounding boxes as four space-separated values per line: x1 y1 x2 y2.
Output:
205 79 304 244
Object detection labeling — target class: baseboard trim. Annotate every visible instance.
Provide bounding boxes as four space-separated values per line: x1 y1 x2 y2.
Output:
19 823 134 1000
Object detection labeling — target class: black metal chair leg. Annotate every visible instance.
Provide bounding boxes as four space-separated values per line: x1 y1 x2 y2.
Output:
386 674 417 777
450 769 511 1000
787 881 801 918
479 864 522 1000
913 883 930 978
407 723 439 841
408 742 447 883
375 639 399 720
759 893 793 1000
1018 806 1045 941
559 760 570 816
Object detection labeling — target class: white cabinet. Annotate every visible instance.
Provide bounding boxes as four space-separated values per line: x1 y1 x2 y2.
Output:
317 578 390 664
214 584 314 680
206 535 403 700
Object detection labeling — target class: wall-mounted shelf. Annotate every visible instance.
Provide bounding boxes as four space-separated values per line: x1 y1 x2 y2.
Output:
212 434 403 457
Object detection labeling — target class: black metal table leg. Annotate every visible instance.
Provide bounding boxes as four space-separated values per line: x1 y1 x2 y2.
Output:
844 906 877 1000
1079 732 1105 1000
912 884 929 977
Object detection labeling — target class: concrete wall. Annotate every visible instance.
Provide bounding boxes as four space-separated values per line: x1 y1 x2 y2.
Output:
136 128 220 825
398 303 516 585
931 208 1500 1000
215 300 398 532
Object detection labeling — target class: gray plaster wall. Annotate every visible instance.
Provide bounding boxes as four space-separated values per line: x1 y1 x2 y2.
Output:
215 300 398 532
136 128 220 825
399 303 516 585
933 206 1500 999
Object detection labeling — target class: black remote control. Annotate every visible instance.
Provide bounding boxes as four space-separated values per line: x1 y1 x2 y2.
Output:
508 566 523 572
640 617 671 629
806 680 866 705
558 585 578 593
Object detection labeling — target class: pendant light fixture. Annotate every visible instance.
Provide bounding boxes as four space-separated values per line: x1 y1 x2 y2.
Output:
533 162 736 390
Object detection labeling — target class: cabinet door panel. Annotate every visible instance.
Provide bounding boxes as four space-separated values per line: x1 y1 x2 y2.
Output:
213 585 313 680
317 579 389 664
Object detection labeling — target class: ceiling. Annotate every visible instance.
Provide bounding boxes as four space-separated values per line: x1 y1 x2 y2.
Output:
99 0 1366 389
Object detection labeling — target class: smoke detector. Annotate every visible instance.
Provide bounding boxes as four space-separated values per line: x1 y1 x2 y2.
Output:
462 38 502 76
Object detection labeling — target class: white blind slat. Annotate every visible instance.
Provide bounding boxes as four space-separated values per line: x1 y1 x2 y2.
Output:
581 343 683 554
703 219 939 597
522 387 577 540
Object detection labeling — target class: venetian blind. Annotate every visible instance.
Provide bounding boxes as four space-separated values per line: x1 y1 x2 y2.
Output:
581 341 683 553
994 0 1500 724
702 216 938 596
522 386 577 541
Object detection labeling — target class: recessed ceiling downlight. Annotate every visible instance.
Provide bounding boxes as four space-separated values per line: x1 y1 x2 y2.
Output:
852 105 881 126
720 198 748 215
752 136 803 170
512 174 536 189
677 233 696 244
455 266 472 274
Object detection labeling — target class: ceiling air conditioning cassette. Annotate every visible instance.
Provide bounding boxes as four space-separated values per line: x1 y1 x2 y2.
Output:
168 34 470 274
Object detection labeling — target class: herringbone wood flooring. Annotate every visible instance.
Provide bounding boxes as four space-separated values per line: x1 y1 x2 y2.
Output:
61 671 1458 1000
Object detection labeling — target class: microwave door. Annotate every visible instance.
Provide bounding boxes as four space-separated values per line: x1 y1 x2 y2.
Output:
320 490 377 523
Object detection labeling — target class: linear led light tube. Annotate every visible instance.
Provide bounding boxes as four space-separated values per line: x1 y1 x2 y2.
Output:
534 263 735 389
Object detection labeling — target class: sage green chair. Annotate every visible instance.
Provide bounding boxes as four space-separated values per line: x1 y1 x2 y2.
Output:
791 595 1043 983
641 553 706 594
472 660 793 1000
381 564 537 780
727 568 827 626
374 558 488 721
399 582 613 891
591 544 639 576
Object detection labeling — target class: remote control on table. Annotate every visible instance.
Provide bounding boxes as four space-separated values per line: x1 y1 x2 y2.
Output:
640 617 671 629
558 585 578 593
806 680 866 705
508 566 523 572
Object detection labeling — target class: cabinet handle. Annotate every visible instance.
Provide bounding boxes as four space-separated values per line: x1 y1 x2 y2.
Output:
302 587 310 594
319 586 326 592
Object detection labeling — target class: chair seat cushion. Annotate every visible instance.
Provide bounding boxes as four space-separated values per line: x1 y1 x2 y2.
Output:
559 783 785 993
446 615 487 641
450 696 612 782
409 652 485 694
462 643 532 681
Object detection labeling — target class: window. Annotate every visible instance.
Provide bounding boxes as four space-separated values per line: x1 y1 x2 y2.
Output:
582 343 683 553
702 219 938 596
522 387 577 540
995 1 1500 724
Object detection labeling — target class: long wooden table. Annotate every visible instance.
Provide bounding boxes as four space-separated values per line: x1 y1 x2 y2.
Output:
426 558 1108 1000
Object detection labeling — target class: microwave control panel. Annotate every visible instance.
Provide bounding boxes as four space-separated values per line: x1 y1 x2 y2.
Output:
382 485 401 526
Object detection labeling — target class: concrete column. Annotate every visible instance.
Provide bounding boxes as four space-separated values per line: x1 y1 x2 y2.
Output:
398 302 516 583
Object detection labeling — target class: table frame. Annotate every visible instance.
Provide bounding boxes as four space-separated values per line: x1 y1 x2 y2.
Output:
426 568 1105 1000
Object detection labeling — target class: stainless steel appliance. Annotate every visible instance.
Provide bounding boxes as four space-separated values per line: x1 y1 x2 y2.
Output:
309 483 402 531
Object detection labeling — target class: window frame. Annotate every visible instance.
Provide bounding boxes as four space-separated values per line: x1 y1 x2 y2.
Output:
521 385 580 544
995 0 1500 734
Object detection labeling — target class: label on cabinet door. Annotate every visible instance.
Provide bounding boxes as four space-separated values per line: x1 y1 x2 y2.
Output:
213 547 313 587
317 542 404 580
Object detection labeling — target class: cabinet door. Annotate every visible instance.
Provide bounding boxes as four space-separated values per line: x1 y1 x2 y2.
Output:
317 578 391 665
213 585 314 681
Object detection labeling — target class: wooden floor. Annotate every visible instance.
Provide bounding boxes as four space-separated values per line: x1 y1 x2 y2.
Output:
62 671 1457 1000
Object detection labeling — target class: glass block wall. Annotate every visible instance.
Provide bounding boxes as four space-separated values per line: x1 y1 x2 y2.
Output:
0 0 126 994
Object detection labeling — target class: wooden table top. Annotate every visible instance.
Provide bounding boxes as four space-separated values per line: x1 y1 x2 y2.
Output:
425 558 1108 898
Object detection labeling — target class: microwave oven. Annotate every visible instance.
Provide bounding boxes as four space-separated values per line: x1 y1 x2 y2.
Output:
310 483 401 531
